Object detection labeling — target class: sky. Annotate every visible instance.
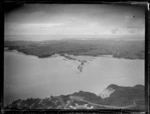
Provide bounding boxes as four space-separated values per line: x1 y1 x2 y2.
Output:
5 4 145 41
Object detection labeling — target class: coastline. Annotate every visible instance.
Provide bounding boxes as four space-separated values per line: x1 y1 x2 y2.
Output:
4 48 145 60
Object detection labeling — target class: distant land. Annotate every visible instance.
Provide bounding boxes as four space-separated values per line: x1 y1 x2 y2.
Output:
4 39 144 59
4 35 144 41
5 84 145 110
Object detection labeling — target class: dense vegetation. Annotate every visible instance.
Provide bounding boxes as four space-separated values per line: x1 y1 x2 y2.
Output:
5 84 145 110
4 39 144 59
103 84 145 109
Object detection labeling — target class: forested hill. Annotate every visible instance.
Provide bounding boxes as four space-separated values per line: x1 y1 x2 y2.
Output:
6 84 145 110
4 39 144 59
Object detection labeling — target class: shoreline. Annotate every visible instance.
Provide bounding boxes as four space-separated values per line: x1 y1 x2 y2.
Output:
4 48 144 60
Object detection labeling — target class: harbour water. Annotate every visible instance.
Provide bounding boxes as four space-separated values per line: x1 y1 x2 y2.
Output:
4 51 144 105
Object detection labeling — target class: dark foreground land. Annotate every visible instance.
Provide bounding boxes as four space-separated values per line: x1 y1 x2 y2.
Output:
4 39 144 59
5 84 145 110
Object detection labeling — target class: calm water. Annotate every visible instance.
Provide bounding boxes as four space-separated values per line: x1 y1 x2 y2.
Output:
4 51 144 105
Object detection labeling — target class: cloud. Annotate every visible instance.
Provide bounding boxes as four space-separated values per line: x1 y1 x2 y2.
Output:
25 23 65 27
111 28 119 34
5 4 145 39
5 23 65 35
127 28 144 34
124 15 144 28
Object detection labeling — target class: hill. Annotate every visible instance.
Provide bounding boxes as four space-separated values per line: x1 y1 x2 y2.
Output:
4 39 144 59
6 84 145 110
99 84 145 110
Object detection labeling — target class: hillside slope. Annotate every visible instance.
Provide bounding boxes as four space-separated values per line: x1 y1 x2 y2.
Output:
6 84 145 110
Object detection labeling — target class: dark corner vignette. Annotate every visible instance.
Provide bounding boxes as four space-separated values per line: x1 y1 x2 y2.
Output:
2 0 149 114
